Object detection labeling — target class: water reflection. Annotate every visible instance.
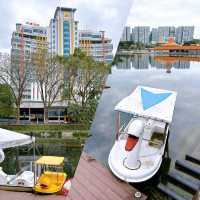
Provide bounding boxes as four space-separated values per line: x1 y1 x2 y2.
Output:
1 133 82 178
116 55 190 73
84 54 200 168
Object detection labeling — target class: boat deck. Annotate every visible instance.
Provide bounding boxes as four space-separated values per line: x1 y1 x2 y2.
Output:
66 152 147 200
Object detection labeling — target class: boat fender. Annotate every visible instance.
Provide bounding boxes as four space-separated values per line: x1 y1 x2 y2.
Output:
60 179 72 196
0 149 5 163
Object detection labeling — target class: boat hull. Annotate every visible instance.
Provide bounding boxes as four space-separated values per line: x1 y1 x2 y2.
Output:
34 171 67 194
108 138 164 183
0 185 33 192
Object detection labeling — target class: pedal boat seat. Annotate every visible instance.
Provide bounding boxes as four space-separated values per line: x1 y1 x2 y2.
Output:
125 135 139 151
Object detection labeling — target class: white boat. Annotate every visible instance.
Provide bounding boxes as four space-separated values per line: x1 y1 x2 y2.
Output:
0 128 35 191
108 86 177 183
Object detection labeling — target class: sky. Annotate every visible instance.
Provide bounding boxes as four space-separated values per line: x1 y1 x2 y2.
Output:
127 0 200 38
0 0 133 53
1 0 200 54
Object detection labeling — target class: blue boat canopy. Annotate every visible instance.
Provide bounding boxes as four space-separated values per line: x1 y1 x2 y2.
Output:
115 86 177 123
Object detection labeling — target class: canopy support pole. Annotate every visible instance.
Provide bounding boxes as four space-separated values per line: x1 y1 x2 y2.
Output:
116 112 120 140
33 140 36 185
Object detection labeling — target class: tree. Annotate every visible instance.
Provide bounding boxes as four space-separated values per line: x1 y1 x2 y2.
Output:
64 49 109 106
62 49 110 124
0 54 31 123
0 84 15 118
31 49 64 123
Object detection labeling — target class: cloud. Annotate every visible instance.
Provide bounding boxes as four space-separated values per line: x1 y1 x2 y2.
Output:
0 0 134 53
126 0 200 38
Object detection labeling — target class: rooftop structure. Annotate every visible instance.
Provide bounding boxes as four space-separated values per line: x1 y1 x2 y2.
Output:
154 37 200 51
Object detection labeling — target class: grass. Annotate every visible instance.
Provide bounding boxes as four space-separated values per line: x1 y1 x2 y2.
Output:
73 130 89 138
0 123 88 131
36 138 86 148
0 124 90 148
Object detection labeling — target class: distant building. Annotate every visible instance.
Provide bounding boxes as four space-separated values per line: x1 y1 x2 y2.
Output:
175 26 194 44
121 26 131 41
151 28 159 44
79 30 113 63
49 7 78 56
132 26 150 44
11 22 48 102
157 26 175 43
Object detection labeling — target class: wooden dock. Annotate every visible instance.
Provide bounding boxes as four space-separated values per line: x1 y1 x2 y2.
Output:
0 190 65 200
66 152 147 200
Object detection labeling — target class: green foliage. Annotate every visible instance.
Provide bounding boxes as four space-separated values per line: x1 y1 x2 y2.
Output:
0 124 88 131
118 41 155 50
66 97 99 126
57 48 109 125
184 39 200 45
0 84 15 117
72 130 89 138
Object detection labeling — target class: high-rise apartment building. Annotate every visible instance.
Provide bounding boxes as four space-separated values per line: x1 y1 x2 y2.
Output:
49 7 78 56
79 30 113 63
175 26 194 44
151 28 159 44
132 26 150 44
11 22 48 102
121 26 131 41
157 26 175 43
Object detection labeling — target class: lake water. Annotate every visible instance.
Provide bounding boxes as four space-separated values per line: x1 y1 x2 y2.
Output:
85 54 200 167
2 132 83 177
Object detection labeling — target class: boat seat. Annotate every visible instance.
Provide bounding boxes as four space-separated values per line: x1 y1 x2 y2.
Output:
125 135 139 151
38 175 51 188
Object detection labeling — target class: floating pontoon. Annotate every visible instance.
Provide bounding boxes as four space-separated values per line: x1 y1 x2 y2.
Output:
108 86 177 183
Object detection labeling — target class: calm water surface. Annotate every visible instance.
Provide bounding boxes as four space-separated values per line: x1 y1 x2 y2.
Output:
85 54 200 167
2 132 82 177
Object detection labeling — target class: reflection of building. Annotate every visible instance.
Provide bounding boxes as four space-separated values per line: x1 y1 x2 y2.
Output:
132 55 149 69
11 22 48 102
175 26 194 44
116 57 131 69
79 30 113 63
173 61 190 69
153 56 191 72
49 7 78 56
132 26 150 44
121 26 131 41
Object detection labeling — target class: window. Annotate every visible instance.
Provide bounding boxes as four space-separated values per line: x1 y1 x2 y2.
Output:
24 28 32 34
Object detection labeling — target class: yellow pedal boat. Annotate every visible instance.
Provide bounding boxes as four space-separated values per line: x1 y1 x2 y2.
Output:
34 156 67 194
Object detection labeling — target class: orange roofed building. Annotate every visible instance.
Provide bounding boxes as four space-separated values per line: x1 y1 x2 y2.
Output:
154 37 200 55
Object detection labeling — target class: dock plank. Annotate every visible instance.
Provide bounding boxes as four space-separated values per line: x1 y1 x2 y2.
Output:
67 152 147 200
0 190 64 200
